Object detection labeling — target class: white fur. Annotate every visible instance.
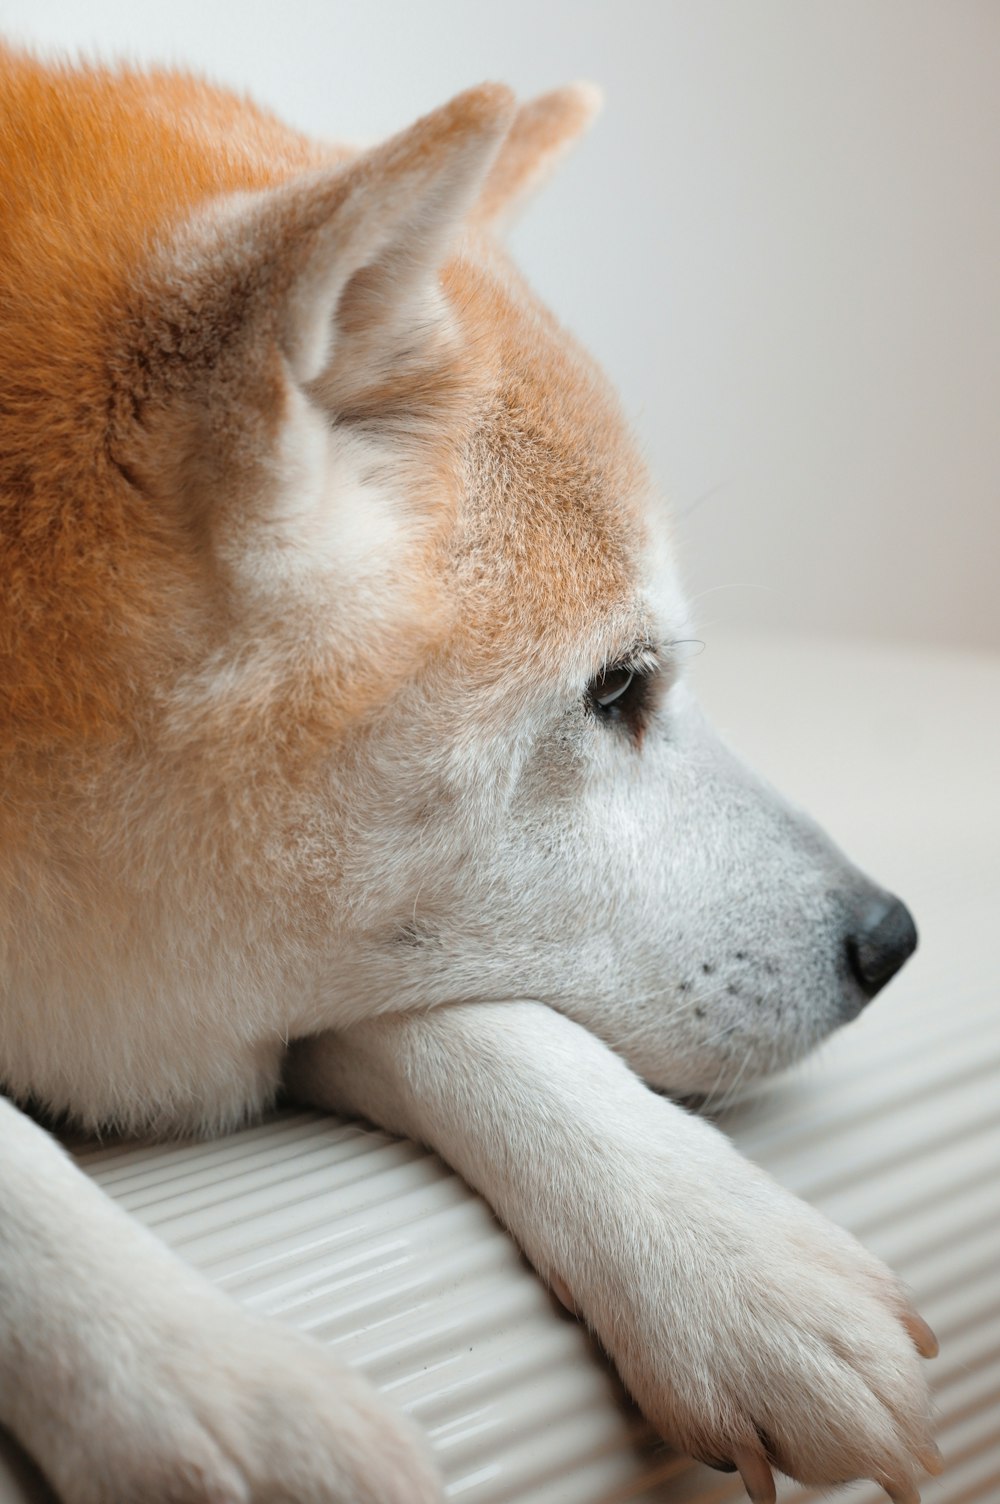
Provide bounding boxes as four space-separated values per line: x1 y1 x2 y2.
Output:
219 388 426 619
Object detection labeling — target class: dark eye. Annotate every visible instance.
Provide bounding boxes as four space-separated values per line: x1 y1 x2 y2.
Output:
584 642 663 739
589 665 634 709
585 661 652 739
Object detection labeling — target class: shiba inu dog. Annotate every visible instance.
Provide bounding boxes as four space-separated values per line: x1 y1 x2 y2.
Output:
0 45 940 1504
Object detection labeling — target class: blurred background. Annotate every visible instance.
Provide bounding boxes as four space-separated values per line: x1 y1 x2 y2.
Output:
3 0 992 649
4 0 998 651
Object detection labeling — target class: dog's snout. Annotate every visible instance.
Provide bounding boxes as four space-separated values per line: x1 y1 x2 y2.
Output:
846 895 918 1000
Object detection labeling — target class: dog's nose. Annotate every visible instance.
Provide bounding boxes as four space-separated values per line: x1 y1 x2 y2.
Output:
846 895 918 999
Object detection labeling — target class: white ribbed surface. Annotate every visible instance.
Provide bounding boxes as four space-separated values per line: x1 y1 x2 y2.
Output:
1 633 997 1504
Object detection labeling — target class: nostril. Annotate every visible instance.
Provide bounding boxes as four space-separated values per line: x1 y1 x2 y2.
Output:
846 896 919 999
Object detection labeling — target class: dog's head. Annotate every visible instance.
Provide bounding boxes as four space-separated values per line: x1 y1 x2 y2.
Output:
2 55 915 1097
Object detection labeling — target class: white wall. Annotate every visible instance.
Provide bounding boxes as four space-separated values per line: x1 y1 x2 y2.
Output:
5 0 998 650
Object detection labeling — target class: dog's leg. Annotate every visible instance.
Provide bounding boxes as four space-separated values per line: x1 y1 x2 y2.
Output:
0 1094 443 1504
288 1003 939 1504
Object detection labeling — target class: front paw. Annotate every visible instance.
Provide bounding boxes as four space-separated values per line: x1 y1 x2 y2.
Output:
576 1135 940 1502
21 1294 443 1504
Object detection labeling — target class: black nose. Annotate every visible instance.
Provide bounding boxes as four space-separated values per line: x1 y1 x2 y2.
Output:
846 896 918 999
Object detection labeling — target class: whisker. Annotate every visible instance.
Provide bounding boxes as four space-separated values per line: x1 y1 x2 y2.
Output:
687 580 772 605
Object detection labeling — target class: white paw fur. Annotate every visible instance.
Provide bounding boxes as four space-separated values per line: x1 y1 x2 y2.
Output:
594 1127 938 1500
20 1297 442 1504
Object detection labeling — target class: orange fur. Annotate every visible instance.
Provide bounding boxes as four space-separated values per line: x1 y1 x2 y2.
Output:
0 47 325 749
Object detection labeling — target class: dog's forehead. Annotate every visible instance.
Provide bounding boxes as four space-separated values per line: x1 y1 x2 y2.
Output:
443 251 666 668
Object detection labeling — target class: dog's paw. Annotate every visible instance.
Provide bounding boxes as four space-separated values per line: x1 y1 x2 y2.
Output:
31 1293 443 1504
577 1132 939 1502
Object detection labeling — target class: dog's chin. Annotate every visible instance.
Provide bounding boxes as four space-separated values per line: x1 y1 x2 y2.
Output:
653 999 866 1114
665 1076 773 1117
638 1023 831 1109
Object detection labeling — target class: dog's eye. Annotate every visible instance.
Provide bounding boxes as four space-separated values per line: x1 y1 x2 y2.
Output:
585 661 652 740
584 642 662 740
589 666 634 709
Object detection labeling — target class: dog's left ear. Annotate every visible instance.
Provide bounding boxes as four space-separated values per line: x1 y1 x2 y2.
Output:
473 83 603 230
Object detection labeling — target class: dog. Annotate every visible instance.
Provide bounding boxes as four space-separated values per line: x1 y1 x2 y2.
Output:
0 45 940 1504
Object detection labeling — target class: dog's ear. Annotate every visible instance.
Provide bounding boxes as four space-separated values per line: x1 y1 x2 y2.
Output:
114 84 514 581
139 83 514 394
473 83 602 231
109 82 518 644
